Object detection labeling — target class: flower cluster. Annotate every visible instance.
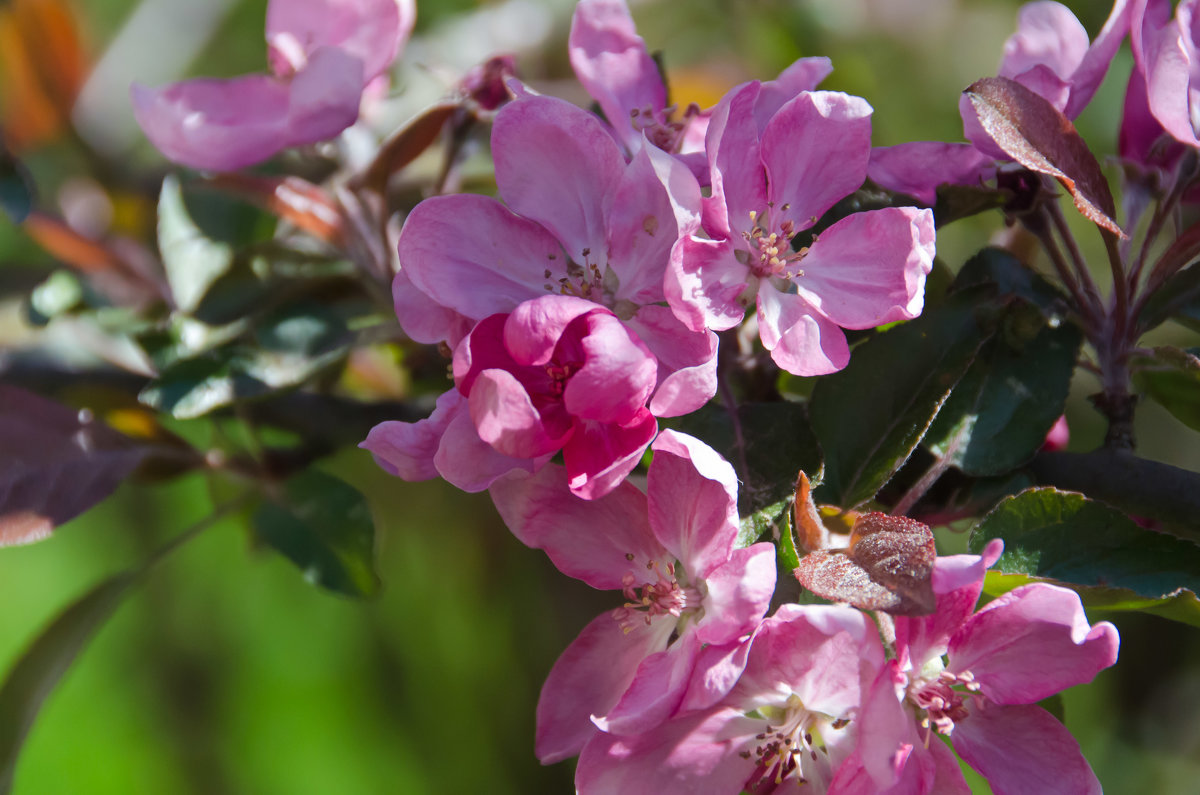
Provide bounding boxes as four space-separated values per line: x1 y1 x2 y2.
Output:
126 0 1138 791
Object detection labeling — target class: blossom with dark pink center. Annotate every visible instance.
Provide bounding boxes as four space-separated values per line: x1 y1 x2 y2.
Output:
490 430 776 764
132 0 415 171
364 294 669 499
574 603 885 795
839 540 1120 795
668 83 934 376
392 91 718 413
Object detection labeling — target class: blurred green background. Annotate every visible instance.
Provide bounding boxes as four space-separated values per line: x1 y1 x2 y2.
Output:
3 0 1200 792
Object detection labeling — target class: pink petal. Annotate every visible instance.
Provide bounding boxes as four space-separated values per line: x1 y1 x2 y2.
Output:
952 703 1102 795
646 430 740 575
894 540 1003 670
397 195 562 321
705 81 769 237
468 368 571 458
626 305 718 417
1139 0 1200 145
695 543 777 645
576 707 761 795
563 410 658 500
488 464 666 590
795 207 934 329
360 389 462 481
665 235 750 333
756 285 850 376
948 583 1120 704
1064 0 1132 118
761 91 874 229
492 95 626 260
132 48 363 171
754 56 834 129
605 145 702 305
597 631 702 736
266 0 414 81
391 267 473 346
503 295 603 367
568 0 666 155
677 636 754 714
868 142 995 205
999 2 1090 89
432 403 545 492
535 611 675 764
734 605 883 717
564 312 658 423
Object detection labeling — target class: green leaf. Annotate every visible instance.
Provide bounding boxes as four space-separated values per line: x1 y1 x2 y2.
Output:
969 488 1200 613
0 572 137 792
157 175 236 314
811 298 992 508
982 571 1200 630
1138 265 1200 334
951 247 1067 314
25 269 84 325
253 469 380 597
931 183 1009 228
924 320 1081 476
139 301 353 418
1132 346 1200 431
668 401 821 517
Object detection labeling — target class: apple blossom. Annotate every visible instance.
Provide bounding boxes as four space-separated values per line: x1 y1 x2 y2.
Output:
490 430 775 762
132 0 415 170
668 84 934 375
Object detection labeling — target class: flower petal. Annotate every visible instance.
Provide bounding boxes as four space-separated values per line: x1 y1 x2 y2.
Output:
564 312 658 424
868 142 995 205
761 91 873 228
493 95 626 260
705 81 768 237
488 464 665 590
469 368 570 458
695 543 777 645
626 305 718 417
606 144 702 305
999 2 1090 89
562 410 658 500
597 631 703 736
754 56 834 128
360 389 463 481
397 194 563 321
756 285 850 376
391 267 473 346
536 610 675 764
665 235 750 333
646 430 740 575
432 402 545 492
948 583 1120 704
568 0 666 154
504 295 603 367
266 0 414 81
795 206 934 329
952 703 1102 795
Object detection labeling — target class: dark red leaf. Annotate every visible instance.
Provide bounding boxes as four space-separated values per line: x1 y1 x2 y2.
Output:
0 385 146 545
965 77 1125 238
795 512 936 615
203 173 344 245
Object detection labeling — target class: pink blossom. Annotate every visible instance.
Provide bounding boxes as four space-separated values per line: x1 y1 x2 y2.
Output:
365 294 669 499
1131 0 1200 148
132 0 415 170
394 93 718 415
841 541 1120 795
869 0 1130 202
574 604 885 795
490 430 776 764
668 84 934 376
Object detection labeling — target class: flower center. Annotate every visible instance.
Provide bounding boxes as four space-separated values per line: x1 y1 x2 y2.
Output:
629 102 701 153
612 558 702 633
740 205 817 280
543 362 579 398
542 248 619 306
909 668 981 738
740 694 847 791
